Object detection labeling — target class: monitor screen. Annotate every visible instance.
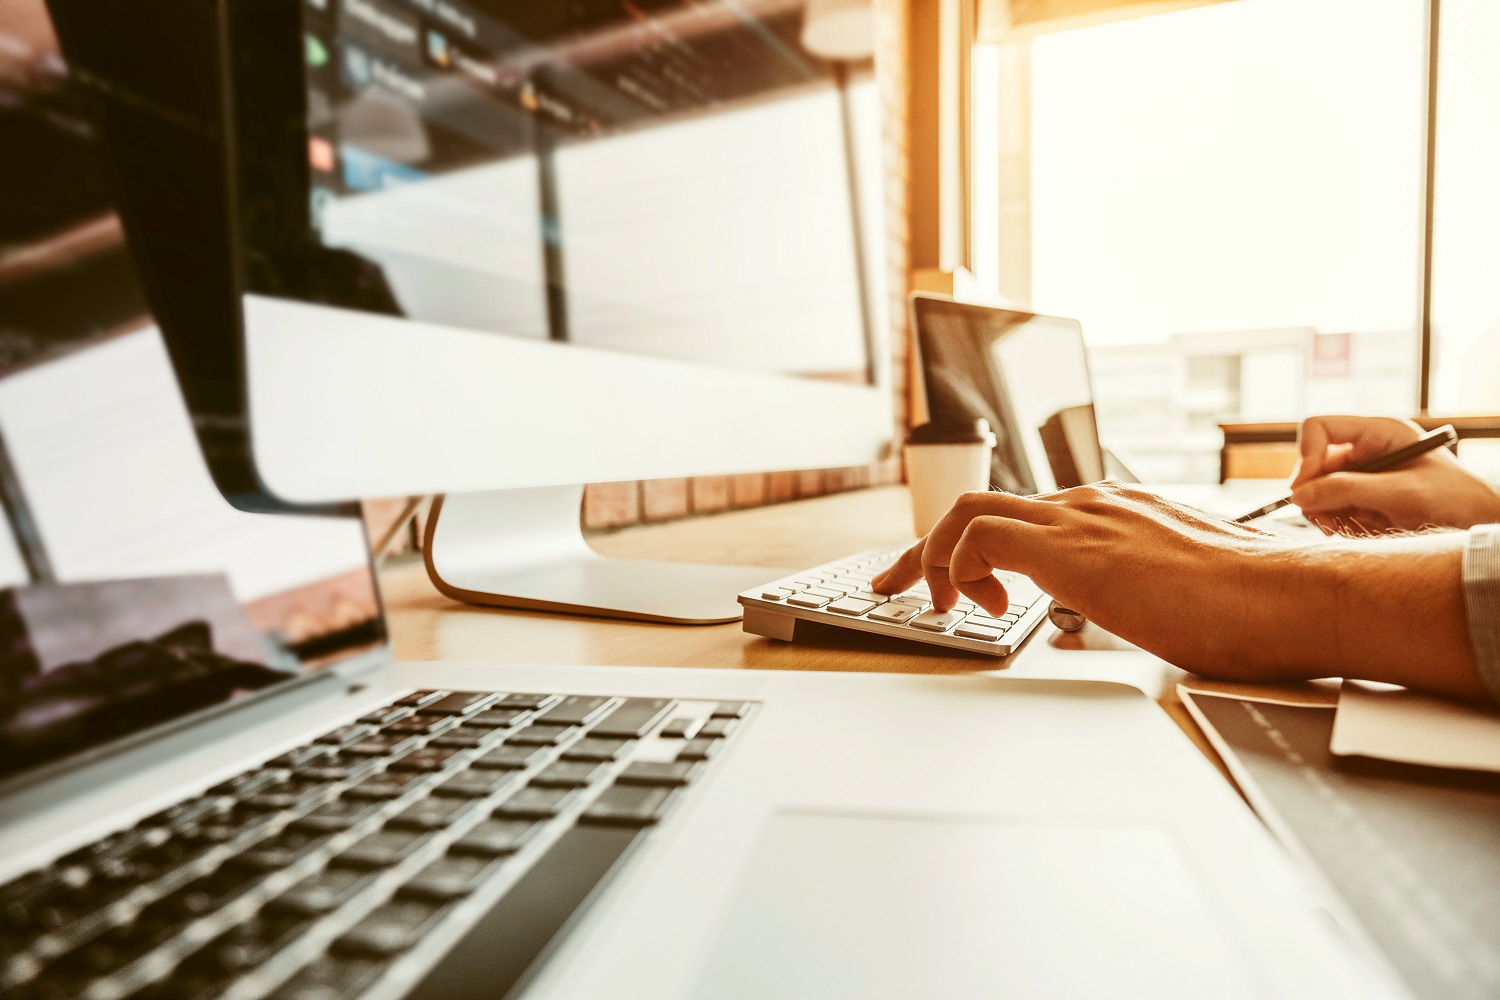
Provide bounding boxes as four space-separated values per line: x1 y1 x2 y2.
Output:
292 0 874 383
913 297 1103 495
0 0 385 785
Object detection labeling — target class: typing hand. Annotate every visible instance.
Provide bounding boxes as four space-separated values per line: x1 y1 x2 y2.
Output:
870 483 1308 679
1288 415 1500 534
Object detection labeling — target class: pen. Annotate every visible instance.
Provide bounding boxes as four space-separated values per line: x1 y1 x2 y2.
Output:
1232 424 1459 524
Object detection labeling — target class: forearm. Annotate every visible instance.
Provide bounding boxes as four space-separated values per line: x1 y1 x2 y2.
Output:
1278 533 1485 700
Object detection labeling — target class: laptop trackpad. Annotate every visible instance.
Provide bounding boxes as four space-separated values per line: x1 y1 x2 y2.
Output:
691 812 1259 1000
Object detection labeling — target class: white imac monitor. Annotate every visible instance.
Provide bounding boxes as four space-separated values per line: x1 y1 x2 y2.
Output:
53 0 892 623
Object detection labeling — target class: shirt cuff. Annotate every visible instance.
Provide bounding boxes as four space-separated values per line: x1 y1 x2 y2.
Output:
1462 523 1500 706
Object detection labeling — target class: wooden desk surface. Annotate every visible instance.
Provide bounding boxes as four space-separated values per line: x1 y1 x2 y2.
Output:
380 484 1334 781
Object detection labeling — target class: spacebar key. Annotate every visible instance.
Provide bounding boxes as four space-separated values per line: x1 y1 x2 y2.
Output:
404 825 641 1000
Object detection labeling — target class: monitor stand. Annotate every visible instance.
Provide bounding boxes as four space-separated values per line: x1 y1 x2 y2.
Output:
421 486 786 624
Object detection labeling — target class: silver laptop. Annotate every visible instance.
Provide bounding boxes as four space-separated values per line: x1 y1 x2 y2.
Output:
0 338 1407 1000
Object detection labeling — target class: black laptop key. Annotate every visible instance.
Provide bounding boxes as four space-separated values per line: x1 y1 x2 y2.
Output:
560 737 633 761
589 698 674 738
389 796 475 830
229 828 332 871
387 748 461 772
270 955 387 1000
383 715 458 736
268 745 337 769
449 819 541 858
405 825 640 1000
335 829 431 869
315 724 377 747
158 866 261 919
344 733 422 757
659 718 696 739
493 785 575 819
332 899 448 956
534 695 611 727
677 738 721 762
530 761 607 788
395 690 449 707
293 798 384 832
494 693 553 709
297 761 359 783
711 701 752 719
432 769 518 800
616 760 701 787
506 725 576 746
358 706 413 726
211 767 291 798
463 708 530 730
179 911 310 979
415 692 497 717
270 868 376 915
241 779 334 813
698 718 738 739
581 785 676 827
397 856 498 901
430 725 504 749
342 769 428 800
471 745 548 771
142 796 231 831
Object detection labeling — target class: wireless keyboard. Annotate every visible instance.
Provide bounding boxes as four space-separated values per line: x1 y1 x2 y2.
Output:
738 544 1051 656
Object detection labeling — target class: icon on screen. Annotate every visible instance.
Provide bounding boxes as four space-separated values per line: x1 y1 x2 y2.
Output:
425 30 451 69
343 44 372 88
305 35 330 69
308 136 337 173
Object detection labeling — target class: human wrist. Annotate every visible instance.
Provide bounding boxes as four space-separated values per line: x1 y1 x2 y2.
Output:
1318 533 1483 698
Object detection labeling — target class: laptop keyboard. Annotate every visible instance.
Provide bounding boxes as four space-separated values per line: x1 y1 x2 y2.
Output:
0 690 750 1000
739 544 1050 655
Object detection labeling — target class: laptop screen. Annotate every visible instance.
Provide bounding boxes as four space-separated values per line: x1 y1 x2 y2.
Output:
912 296 1104 496
0 0 386 786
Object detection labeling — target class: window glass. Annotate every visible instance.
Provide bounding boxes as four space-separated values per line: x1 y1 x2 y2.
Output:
1026 0 1425 481
1429 0 1500 437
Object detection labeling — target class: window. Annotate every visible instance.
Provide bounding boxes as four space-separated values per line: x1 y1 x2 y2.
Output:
974 0 1430 481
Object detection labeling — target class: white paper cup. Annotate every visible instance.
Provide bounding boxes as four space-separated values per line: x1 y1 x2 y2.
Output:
905 420 997 537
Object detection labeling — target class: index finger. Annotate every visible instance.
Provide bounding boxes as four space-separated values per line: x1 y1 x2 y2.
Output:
920 491 1060 610
871 538 926 595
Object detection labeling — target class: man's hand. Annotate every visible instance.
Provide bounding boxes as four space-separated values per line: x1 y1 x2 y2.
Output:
1288 415 1500 534
870 482 1485 699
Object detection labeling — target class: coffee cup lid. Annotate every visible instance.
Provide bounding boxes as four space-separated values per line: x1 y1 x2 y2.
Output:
906 418 996 446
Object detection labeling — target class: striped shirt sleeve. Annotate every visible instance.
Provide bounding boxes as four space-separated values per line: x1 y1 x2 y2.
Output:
1462 523 1500 706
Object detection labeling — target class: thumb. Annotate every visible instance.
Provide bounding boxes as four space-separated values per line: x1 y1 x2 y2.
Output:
1290 470 1417 519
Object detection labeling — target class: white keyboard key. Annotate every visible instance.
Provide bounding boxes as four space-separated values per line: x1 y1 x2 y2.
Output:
787 593 832 609
889 596 928 609
828 598 878 616
867 603 919 624
966 615 1006 629
806 587 845 599
761 587 793 600
954 624 1002 641
910 609 966 632
850 591 885 604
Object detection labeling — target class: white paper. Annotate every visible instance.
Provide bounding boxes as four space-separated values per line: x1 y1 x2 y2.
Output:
1330 679 1500 774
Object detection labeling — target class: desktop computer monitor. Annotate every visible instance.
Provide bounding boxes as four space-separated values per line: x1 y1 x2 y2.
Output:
44 0 892 623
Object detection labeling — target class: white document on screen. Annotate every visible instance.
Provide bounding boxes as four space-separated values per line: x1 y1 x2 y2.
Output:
0 326 370 602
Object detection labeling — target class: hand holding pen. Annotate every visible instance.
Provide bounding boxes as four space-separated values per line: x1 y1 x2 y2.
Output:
1235 418 1500 533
